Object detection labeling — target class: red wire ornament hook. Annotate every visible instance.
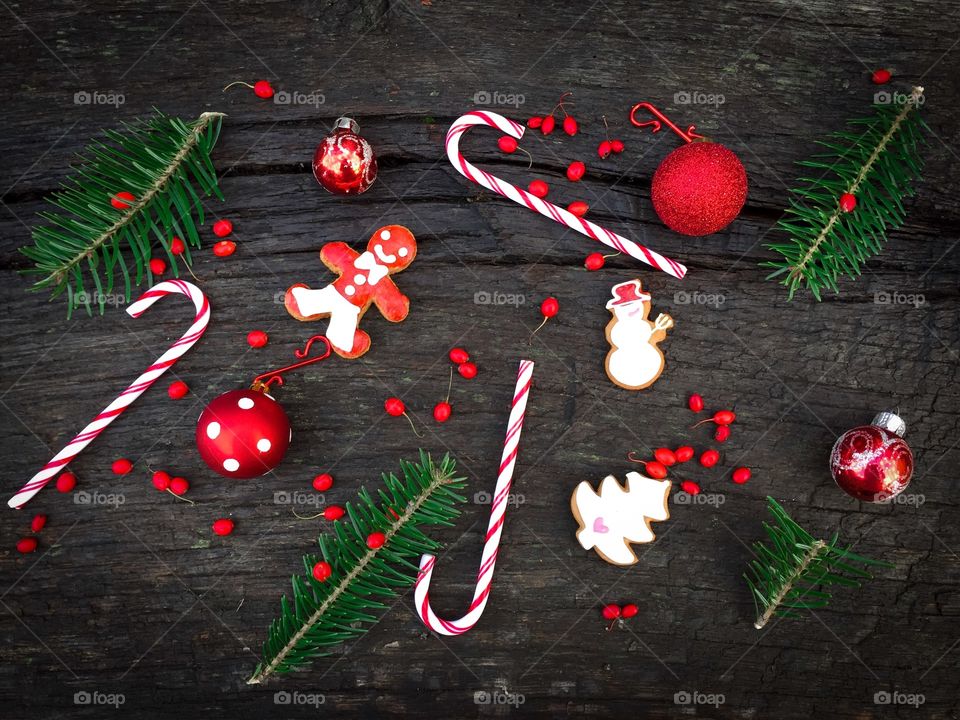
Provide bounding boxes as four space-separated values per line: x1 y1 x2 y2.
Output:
629 102 705 144
251 335 332 392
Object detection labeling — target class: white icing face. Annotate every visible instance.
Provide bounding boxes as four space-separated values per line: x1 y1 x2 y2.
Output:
373 243 397 263
380 229 391 240
398 247 408 257
573 473 671 565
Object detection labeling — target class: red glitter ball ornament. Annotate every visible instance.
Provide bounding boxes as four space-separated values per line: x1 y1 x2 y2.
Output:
195 388 291 479
651 142 747 236
830 411 913 503
313 117 378 195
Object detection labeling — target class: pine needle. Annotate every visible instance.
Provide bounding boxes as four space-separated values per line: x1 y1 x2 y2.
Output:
247 451 467 684
19 110 225 316
763 87 927 300
745 497 892 629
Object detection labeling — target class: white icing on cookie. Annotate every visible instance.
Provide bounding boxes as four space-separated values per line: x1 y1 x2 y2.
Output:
604 278 673 391
571 472 671 565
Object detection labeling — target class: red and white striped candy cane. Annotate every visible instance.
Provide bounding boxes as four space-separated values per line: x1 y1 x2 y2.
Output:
415 359 534 635
445 111 687 279
8 280 210 509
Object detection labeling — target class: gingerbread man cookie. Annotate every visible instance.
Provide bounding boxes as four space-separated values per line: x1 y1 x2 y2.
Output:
285 225 417 359
604 278 673 390
571 471 671 566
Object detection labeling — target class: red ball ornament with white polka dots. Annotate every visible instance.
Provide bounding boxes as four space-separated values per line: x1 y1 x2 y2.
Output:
194 335 333 479
195 389 291 478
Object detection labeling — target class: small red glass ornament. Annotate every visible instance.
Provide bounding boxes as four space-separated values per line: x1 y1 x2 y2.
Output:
830 411 914 502
313 117 378 195
196 336 332 479
630 102 747 236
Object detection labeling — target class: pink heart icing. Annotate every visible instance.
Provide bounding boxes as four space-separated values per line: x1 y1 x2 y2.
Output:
593 517 609 534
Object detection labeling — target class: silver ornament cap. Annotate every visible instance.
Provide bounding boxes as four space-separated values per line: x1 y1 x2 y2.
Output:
872 410 906 437
333 116 360 134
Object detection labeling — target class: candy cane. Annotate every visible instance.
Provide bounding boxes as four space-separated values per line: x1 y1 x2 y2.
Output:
445 111 687 279
8 280 210 509
415 359 534 635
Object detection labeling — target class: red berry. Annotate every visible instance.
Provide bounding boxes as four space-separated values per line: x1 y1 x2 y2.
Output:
497 136 518 153
213 240 236 257
323 505 345 521
621 603 639 619
688 394 704 413
366 531 386 549
645 461 668 479
694 410 736 428
674 446 694 463
732 467 752 484
449 347 469 364
169 477 189 495
149 258 167 275
253 80 274 98
610 139 625 153
56 472 77 493
714 425 730 443
601 603 621 620
384 397 405 416
167 380 189 400
680 480 701 495
540 297 559 318
312 561 332 582
584 253 605 271
110 191 135 209
566 161 585 182
567 200 589 217
212 219 233 237
654 448 677 466
30 514 47 533
152 471 171 491
212 518 235 536
312 473 334 492
597 140 612 159
111 458 133 475
433 401 452 422
246 330 269 348
16 537 38 554
562 115 578 136
528 179 549 198
540 115 555 135
871 68 892 84
527 116 543 129
457 362 478 379
713 410 736 426
170 237 186 255
700 449 720 468
839 193 857 212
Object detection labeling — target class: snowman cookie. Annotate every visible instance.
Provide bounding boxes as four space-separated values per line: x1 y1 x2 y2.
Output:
285 225 417 359
604 278 673 390
571 471 671 566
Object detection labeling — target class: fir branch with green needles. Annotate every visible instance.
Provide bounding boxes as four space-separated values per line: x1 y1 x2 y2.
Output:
248 451 467 685
19 110 225 316
745 497 892 629
763 86 928 300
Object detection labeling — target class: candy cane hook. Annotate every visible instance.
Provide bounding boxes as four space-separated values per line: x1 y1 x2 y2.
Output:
414 359 534 635
9 280 210 509
444 111 687 279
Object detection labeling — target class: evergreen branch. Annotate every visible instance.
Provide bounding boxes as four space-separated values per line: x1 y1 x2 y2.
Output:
763 87 927 300
19 110 226 315
248 451 467 685
745 497 891 629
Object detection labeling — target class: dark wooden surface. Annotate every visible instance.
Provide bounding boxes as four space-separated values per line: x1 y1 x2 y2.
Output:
2 1 959 718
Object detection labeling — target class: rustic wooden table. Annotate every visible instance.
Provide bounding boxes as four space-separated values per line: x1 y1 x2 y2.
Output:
2 1 958 718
